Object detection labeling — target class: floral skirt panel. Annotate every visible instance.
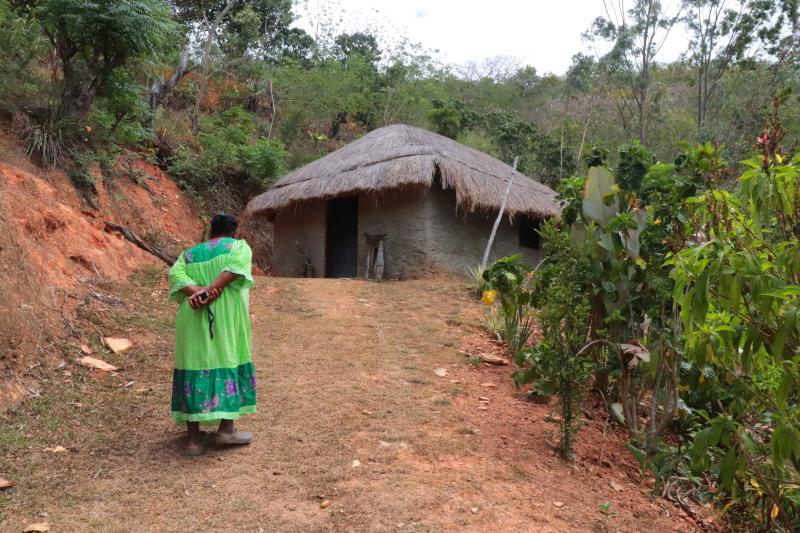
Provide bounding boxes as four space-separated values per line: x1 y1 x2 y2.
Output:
171 362 257 423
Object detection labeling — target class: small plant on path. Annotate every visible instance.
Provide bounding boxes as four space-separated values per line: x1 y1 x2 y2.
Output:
481 254 535 356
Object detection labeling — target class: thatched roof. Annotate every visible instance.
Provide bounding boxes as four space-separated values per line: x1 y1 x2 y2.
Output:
245 124 559 219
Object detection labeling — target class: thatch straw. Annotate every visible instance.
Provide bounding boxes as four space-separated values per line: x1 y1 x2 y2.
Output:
245 124 559 219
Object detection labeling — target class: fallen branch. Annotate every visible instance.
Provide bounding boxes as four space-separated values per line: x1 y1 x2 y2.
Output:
103 221 176 265
89 292 127 307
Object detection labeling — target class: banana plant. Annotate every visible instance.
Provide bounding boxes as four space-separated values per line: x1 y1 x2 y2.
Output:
577 165 648 316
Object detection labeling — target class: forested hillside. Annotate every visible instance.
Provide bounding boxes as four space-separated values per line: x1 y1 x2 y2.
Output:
1 0 797 217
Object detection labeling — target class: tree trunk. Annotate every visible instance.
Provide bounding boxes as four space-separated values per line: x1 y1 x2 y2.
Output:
59 49 78 117
190 0 237 136
697 67 704 138
147 49 192 128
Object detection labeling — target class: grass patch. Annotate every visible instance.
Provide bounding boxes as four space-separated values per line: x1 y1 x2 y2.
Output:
26 395 53 416
0 426 27 454
131 265 165 289
125 313 172 333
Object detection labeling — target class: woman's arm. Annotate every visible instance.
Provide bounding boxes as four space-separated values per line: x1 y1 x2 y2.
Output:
209 271 241 293
180 284 203 297
182 272 241 309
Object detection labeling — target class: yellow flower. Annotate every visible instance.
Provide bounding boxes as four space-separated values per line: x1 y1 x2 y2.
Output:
481 290 497 306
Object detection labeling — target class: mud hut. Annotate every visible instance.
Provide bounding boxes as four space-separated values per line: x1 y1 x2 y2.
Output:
245 124 560 278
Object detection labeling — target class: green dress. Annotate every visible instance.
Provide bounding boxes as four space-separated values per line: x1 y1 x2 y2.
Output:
168 237 257 424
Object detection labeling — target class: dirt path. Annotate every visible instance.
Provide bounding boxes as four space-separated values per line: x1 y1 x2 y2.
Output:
1 277 700 532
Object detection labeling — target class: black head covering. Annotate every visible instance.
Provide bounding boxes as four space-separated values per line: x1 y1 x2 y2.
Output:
209 212 238 238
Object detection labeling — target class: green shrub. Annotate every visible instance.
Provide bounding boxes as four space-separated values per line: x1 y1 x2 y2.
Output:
67 149 96 190
514 222 594 460
238 139 288 192
428 105 462 139
92 70 151 147
168 107 288 196
668 140 800 529
0 0 47 105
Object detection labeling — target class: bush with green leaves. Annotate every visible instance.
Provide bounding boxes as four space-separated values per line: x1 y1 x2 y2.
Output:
238 139 288 191
67 148 96 190
169 107 286 196
524 130 799 528
91 70 151 147
514 222 594 460
668 133 800 529
551 144 719 455
428 103 463 139
0 0 46 107
31 0 177 117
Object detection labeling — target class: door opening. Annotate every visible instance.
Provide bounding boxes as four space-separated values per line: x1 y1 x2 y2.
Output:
325 196 359 278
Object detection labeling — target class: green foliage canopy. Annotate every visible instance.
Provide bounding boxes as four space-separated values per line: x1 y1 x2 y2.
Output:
32 0 177 116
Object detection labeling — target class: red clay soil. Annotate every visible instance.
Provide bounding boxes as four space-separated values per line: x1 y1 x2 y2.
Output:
0 133 202 290
0 130 203 401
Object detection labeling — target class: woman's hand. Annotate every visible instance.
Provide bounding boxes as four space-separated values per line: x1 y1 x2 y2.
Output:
187 287 221 309
181 284 203 309
206 287 221 303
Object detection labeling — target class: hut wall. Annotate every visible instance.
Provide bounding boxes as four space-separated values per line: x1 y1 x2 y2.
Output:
271 187 544 278
423 186 544 275
272 199 327 277
357 187 432 278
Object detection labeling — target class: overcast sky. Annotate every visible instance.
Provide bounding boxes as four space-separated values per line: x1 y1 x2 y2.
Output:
293 0 689 75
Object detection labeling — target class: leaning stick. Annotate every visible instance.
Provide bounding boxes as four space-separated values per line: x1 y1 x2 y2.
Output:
481 156 519 269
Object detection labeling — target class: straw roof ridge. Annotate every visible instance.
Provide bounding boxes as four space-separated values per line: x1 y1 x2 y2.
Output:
245 123 560 219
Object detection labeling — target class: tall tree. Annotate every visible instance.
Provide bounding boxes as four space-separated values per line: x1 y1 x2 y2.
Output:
586 0 681 144
456 55 523 82
334 32 381 66
188 0 237 134
683 0 800 139
173 0 312 61
31 0 176 117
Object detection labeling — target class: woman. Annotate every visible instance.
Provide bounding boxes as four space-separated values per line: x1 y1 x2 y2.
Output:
168 213 257 456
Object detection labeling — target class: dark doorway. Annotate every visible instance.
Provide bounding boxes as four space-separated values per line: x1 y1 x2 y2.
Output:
518 215 542 250
325 196 359 278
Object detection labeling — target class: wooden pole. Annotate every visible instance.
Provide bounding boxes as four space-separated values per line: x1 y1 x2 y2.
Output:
481 156 519 269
